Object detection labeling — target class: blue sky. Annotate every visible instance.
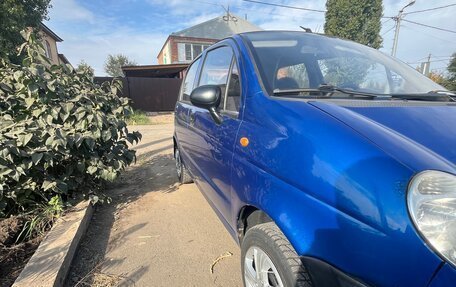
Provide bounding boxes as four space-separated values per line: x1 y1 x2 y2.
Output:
46 0 456 76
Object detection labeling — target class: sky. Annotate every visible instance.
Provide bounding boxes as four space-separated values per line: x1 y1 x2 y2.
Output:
46 0 456 76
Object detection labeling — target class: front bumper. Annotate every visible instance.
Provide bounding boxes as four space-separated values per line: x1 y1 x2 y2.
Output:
302 257 369 287
427 264 456 287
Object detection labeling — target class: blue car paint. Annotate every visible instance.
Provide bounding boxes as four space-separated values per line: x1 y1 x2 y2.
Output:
174 34 456 287
428 264 456 287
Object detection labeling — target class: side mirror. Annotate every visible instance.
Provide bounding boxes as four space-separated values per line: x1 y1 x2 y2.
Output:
190 85 223 124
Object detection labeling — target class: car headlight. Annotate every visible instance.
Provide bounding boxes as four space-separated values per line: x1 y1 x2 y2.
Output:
408 170 456 267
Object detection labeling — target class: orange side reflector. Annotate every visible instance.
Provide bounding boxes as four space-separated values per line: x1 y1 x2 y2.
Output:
240 137 249 147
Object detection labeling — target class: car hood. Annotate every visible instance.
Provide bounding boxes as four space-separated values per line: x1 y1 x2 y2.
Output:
310 100 456 173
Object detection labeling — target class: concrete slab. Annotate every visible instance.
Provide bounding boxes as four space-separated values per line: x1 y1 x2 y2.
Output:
13 200 93 287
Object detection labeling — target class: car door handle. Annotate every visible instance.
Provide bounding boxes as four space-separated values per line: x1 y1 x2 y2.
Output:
189 112 196 125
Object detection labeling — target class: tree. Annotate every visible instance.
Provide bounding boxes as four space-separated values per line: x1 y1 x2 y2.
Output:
428 71 446 86
324 0 383 49
104 54 136 77
0 0 51 61
445 53 456 91
76 60 95 78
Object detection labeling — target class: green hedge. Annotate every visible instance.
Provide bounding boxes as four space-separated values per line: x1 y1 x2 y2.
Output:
0 32 141 216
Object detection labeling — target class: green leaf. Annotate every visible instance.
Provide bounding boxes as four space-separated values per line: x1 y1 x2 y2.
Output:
42 180 57 191
87 166 97 175
31 153 43 165
17 134 33 146
25 97 35 108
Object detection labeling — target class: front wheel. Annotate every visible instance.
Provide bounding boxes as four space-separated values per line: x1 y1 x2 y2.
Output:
241 222 312 287
174 146 193 184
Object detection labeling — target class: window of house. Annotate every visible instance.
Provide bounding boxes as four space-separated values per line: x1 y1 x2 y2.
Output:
225 59 241 112
45 40 52 60
181 57 201 102
192 45 202 59
185 44 192 61
178 43 211 62
198 46 233 109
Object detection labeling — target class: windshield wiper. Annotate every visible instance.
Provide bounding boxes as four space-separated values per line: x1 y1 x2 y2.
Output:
390 90 456 102
273 84 378 99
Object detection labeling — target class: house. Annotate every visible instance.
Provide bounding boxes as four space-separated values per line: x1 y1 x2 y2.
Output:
38 23 71 66
117 13 262 112
157 13 262 64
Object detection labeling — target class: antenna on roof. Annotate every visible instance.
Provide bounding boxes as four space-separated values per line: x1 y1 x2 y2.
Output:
222 5 238 22
300 26 312 33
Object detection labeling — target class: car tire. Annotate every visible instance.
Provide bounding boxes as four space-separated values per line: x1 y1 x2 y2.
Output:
174 146 193 184
241 222 312 287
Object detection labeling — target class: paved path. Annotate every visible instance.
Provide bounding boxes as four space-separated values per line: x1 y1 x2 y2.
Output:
66 124 242 287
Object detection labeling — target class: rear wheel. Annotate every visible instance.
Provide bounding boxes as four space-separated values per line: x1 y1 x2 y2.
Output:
174 146 193 184
241 222 312 287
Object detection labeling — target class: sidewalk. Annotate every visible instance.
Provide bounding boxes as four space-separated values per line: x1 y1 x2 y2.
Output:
66 124 242 287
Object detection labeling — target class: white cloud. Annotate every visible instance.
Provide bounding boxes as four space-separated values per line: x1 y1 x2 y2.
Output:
49 0 96 24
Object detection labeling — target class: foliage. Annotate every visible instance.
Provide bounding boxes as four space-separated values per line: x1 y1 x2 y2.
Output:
428 71 446 86
0 31 141 216
126 110 151 126
319 57 371 88
0 0 51 62
324 0 383 49
444 53 456 91
76 60 95 79
104 54 137 78
17 195 63 242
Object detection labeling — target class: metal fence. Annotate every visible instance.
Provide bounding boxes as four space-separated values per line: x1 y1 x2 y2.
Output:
94 77 182 112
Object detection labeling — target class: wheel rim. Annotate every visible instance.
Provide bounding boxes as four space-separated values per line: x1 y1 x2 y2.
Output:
244 246 284 287
175 148 182 178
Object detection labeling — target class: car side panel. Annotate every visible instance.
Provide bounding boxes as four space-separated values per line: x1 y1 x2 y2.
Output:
185 106 240 222
229 94 442 287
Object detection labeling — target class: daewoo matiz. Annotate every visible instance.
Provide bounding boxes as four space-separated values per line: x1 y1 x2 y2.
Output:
173 31 456 287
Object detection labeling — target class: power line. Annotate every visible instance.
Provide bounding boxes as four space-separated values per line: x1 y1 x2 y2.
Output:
402 25 456 45
382 18 393 25
404 3 456 15
242 0 325 13
382 25 396 36
402 19 456 34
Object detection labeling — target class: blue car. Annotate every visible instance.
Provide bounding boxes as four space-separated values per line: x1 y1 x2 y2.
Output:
173 31 456 287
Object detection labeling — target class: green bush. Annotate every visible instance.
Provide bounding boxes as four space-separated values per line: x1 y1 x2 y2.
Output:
0 31 141 216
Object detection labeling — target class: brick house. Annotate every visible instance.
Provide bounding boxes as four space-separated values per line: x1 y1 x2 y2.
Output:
157 13 261 64
38 23 71 66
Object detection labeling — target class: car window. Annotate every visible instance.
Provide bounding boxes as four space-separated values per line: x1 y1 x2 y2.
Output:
225 59 241 112
274 63 309 91
318 57 391 93
199 46 234 107
243 32 444 95
181 58 201 102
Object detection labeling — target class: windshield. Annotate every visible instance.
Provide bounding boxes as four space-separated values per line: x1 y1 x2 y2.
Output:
241 31 445 96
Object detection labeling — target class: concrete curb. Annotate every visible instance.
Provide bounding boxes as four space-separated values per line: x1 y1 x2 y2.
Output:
13 200 93 287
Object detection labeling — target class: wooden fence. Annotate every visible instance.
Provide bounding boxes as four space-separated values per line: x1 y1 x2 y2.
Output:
94 77 182 112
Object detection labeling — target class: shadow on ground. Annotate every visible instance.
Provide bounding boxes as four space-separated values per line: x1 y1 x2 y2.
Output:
65 149 178 287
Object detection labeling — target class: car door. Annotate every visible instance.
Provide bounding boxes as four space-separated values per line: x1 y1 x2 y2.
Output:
185 43 243 224
175 57 202 162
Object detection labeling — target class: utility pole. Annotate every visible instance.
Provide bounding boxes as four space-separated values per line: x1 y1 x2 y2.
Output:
391 1 416 57
420 53 432 76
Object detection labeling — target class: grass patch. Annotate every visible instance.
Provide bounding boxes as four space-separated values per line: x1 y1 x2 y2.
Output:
126 110 151 125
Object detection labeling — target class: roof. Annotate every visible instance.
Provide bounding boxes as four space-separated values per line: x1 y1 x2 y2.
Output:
122 64 189 78
58 54 71 65
39 23 63 42
171 13 262 40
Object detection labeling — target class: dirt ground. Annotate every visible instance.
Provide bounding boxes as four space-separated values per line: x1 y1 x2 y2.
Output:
0 217 42 287
65 123 242 287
